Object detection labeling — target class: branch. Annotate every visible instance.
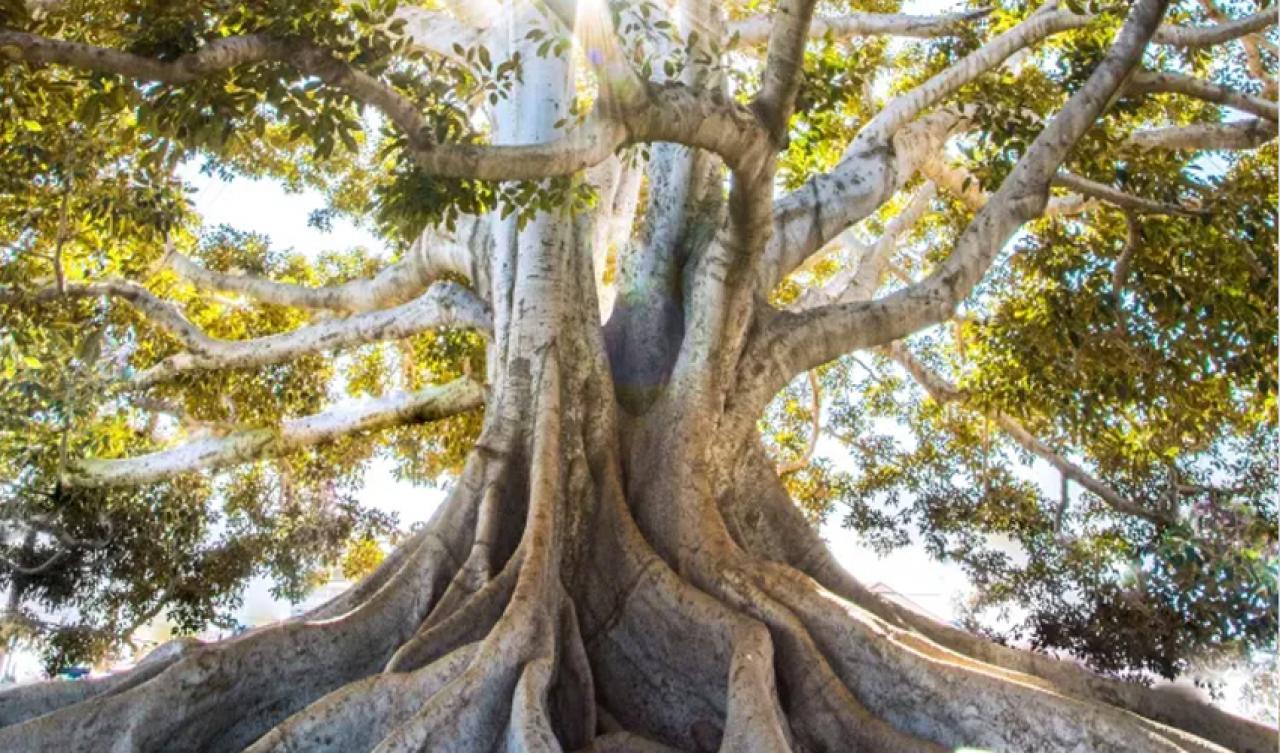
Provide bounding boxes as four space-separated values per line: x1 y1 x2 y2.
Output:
165 232 475 313
1127 69 1278 121
927 150 1202 217
0 30 778 181
792 181 937 311
0 280 223 355
727 8 992 47
65 378 485 487
0 30 623 180
736 0 1170 424
132 281 490 387
752 0 819 143
1111 212 1141 337
861 6 1091 145
926 158 1098 217
881 341 1172 526
1126 117 1276 151
0 514 111 574
763 7 1091 289
1050 172 1205 217
1151 7 1277 47
1195 0 1277 97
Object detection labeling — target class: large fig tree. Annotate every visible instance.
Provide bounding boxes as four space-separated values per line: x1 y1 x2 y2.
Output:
0 0 1276 750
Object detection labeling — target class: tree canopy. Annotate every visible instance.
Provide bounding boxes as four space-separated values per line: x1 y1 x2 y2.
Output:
0 0 1274 718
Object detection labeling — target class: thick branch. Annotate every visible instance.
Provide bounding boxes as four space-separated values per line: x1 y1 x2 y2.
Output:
1128 69 1279 121
860 7 1089 145
166 232 474 313
1127 117 1276 151
66 378 484 487
764 8 1090 289
0 30 777 181
752 0 819 142
727 8 992 47
1151 7 1277 47
882 341 1171 526
738 0 1170 423
133 281 490 387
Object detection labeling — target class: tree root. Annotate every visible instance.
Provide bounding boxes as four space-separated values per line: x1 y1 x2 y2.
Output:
749 560 1218 753
0 470 473 753
726 440 1278 753
1 414 1271 753
0 635 200 727
244 644 478 753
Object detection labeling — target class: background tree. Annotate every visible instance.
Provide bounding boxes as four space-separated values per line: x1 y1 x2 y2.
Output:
0 0 1276 751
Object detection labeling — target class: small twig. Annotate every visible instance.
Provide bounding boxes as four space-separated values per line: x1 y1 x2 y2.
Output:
52 177 72 295
1111 210 1140 336
777 370 822 476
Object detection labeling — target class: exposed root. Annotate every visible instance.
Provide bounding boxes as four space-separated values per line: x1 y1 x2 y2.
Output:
0 478 470 752
385 547 521 672
244 644 478 753
717 622 792 753
548 594 597 750
1 396 1269 753
749 560 1213 753
728 440 1278 753
717 567 942 753
575 732 685 753
0 636 199 727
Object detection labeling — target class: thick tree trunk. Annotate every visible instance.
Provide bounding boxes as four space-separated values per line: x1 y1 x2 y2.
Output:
1 341 1273 752
1 202 1274 751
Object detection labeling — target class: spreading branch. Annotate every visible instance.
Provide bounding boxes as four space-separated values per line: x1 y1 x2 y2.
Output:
752 0 819 143
65 378 485 487
0 31 774 181
165 230 475 313
728 8 992 47
735 0 1171 427
132 281 491 387
882 341 1171 526
1127 69 1278 121
1127 117 1276 151
1150 7 1277 47
763 6 1091 289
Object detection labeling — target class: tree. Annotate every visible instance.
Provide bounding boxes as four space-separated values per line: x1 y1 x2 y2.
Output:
0 0 1276 750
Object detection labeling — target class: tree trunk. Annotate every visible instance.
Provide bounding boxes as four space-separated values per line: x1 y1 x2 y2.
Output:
0 6 1274 752
1 187 1273 752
